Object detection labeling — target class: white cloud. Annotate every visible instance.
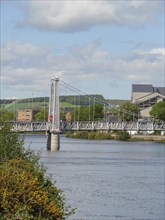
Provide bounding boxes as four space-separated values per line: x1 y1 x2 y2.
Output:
1 41 164 97
150 48 165 56
2 42 46 60
20 0 163 32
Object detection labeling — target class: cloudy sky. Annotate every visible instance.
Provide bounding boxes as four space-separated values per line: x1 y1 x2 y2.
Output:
1 0 164 100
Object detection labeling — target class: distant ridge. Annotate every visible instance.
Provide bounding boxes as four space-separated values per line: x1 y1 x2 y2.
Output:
106 99 130 105
0 96 129 109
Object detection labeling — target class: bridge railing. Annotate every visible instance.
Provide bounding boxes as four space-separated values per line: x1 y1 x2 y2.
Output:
9 120 165 132
10 121 49 132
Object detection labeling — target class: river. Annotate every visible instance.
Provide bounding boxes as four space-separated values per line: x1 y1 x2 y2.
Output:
23 134 165 220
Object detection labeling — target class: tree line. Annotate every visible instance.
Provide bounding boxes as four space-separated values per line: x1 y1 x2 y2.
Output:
34 101 165 122
0 94 105 106
1 99 165 122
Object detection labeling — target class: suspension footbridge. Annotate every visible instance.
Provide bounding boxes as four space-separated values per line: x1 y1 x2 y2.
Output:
5 77 165 151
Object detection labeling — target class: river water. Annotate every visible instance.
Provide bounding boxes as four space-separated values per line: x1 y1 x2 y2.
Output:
23 134 165 220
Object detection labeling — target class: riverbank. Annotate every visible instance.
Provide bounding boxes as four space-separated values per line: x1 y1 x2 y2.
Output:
65 131 165 142
130 134 165 142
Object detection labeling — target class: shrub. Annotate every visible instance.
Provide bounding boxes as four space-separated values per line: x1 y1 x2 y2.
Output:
115 130 130 141
0 122 25 163
1 160 59 219
0 159 74 220
0 109 75 219
66 131 114 140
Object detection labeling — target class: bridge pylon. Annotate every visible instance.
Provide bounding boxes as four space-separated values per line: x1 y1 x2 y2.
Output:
47 77 60 151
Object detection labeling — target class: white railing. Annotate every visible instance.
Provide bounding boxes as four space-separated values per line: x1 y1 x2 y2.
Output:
9 121 165 132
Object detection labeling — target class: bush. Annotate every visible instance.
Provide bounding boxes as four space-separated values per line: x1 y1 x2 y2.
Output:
114 130 130 141
66 131 114 140
0 159 74 220
0 122 25 163
0 110 74 219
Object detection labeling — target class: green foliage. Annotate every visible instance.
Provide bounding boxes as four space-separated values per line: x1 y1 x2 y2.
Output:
113 130 130 141
0 159 74 220
0 109 14 121
66 131 114 140
92 105 104 121
60 95 105 106
75 131 89 139
14 97 49 104
60 111 65 121
88 131 113 140
71 104 104 121
0 110 25 163
106 99 129 105
34 109 48 121
153 131 161 135
1 95 105 110
0 109 74 219
0 99 15 105
119 102 140 121
3 102 49 113
0 123 25 163
150 101 165 120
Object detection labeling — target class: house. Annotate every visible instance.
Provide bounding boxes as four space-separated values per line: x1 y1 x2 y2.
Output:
131 84 165 118
17 109 39 122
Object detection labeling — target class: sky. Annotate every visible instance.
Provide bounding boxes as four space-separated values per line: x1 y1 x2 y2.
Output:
1 0 165 100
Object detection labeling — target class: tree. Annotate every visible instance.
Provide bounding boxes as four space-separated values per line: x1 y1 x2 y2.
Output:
93 104 104 120
34 109 48 121
60 112 65 121
119 102 140 122
65 111 72 122
0 109 14 121
71 104 104 121
0 110 24 163
150 101 165 120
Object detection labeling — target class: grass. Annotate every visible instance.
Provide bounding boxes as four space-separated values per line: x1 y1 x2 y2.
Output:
1 101 76 112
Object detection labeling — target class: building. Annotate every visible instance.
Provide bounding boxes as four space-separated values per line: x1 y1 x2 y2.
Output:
131 84 165 118
17 109 39 122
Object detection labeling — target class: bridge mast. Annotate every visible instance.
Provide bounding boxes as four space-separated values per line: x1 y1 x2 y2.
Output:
47 77 60 151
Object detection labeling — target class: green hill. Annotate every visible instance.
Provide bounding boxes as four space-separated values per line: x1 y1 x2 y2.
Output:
0 95 129 112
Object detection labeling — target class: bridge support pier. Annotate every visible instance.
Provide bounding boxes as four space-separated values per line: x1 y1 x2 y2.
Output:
47 131 60 151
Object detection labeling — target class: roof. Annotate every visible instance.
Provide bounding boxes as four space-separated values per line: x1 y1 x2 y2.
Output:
132 84 153 93
153 87 165 96
132 84 165 96
135 92 165 103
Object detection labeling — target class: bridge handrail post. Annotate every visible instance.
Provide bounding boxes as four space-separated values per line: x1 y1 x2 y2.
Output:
92 121 94 130
15 122 18 132
151 122 154 132
122 122 124 130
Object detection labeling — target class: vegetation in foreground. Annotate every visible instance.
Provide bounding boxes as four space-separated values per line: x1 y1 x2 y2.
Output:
0 109 75 220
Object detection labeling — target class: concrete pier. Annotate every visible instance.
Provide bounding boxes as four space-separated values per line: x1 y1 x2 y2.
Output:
51 133 60 151
46 131 51 150
47 131 60 151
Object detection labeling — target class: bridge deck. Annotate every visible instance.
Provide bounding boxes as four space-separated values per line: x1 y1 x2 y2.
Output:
10 121 165 132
